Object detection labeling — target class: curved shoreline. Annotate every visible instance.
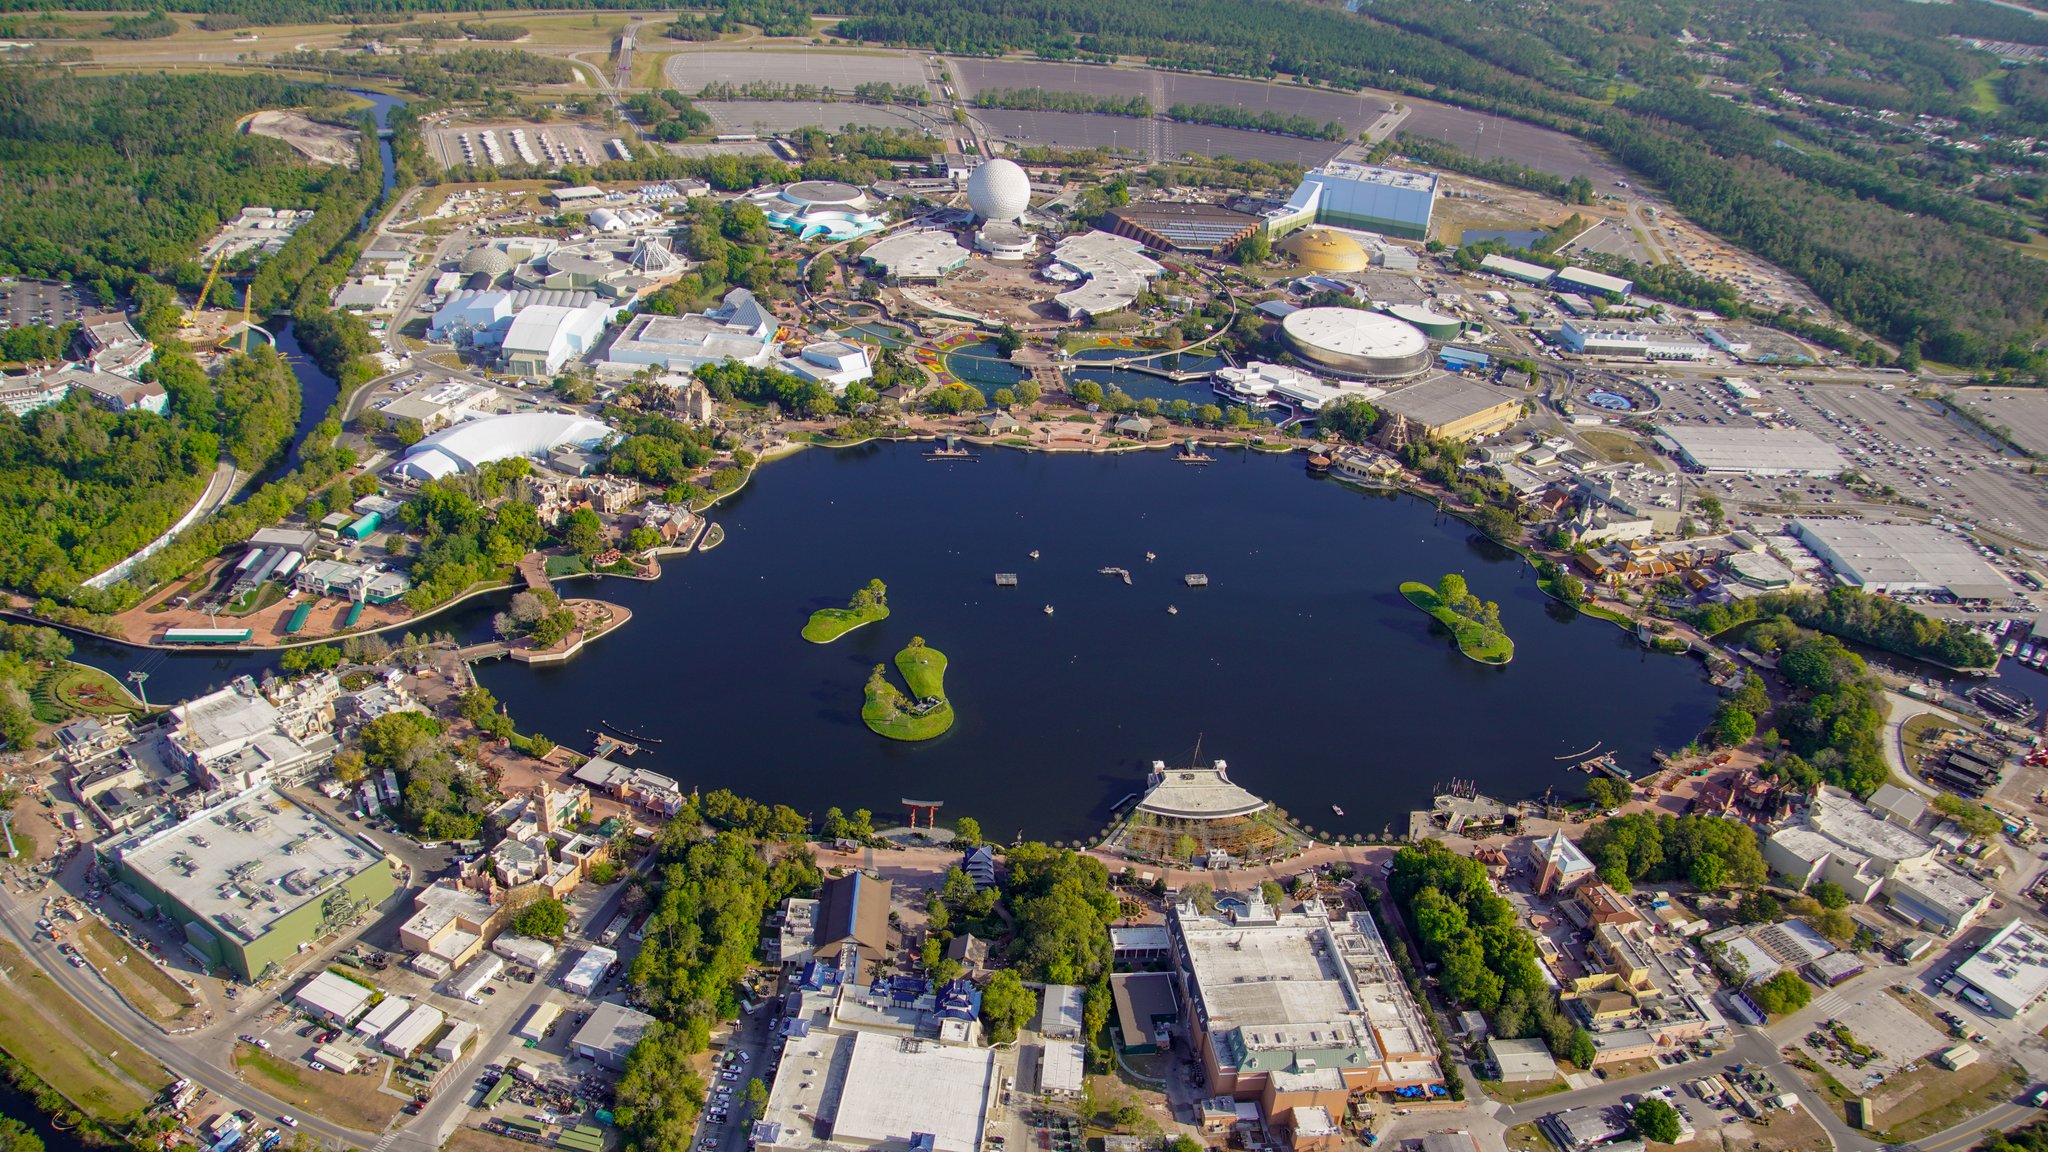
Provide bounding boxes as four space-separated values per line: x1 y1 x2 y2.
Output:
27 432 1642 658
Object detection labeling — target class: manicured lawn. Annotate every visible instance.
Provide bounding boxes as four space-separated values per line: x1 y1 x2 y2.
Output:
1401 582 1514 664
48 663 143 716
863 643 954 741
1479 1077 1567 1104
803 603 889 643
1537 575 1633 628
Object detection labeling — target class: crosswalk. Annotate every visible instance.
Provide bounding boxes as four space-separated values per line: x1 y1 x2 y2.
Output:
1805 990 1848 1019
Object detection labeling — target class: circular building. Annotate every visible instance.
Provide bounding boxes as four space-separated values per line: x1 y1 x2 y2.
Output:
967 158 1031 223
973 221 1036 261
1385 303 1464 340
1279 228 1367 273
460 246 516 277
779 180 870 212
1281 307 1432 379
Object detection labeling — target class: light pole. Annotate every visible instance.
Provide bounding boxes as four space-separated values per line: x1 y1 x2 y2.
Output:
126 670 150 709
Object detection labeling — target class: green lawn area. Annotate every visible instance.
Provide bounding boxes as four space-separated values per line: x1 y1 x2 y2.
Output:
1537 575 1634 628
1479 1077 1568 1104
803 603 889 643
863 642 955 740
47 663 143 717
1401 582 1514 664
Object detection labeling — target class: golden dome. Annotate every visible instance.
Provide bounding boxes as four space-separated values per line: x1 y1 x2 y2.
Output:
1280 228 1368 273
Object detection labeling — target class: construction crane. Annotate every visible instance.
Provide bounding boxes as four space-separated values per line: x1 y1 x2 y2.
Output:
184 250 227 330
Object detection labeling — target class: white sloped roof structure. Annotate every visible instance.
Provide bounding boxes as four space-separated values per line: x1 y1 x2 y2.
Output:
394 412 612 482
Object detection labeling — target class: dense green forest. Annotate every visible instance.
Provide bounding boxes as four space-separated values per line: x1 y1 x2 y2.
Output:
0 337 301 598
0 70 329 292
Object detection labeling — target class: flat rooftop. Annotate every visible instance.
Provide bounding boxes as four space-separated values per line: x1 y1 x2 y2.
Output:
1958 918 2048 1012
114 786 386 943
1808 786 1935 864
1376 375 1521 428
1791 519 2010 598
1181 911 1359 1025
833 1032 995 1152
1309 162 1437 193
1659 426 1849 474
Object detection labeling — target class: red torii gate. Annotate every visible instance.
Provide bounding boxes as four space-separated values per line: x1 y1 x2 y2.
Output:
902 798 945 830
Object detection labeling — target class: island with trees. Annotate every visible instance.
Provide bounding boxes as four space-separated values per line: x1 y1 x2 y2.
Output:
801 578 890 643
1402 574 1513 665
862 637 954 741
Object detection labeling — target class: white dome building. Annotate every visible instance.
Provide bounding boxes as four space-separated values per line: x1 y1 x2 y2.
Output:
1280 307 1433 379
967 159 1031 223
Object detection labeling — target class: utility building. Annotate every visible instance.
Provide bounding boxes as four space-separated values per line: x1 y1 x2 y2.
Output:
102 786 395 981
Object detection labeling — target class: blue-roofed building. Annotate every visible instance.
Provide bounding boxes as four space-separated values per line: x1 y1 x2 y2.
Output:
1441 347 1491 372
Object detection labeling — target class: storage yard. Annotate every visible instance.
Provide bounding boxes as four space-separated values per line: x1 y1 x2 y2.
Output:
424 122 622 173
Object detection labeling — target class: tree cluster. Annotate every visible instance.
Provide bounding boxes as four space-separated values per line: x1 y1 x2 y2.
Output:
1691 586 1995 669
1579 811 1768 893
1388 840 1581 1061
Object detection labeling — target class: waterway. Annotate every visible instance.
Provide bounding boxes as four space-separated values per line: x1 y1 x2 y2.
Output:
461 442 1720 841
248 89 405 487
67 443 1721 837
0 1075 88 1152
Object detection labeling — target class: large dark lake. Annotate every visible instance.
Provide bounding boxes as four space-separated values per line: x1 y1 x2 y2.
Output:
70 442 1724 840
472 443 1719 840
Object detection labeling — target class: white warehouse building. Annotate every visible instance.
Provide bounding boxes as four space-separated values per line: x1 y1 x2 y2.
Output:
429 288 612 376
392 412 613 483
1270 162 1437 241
1558 321 1711 361
1956 919 2048 1017
1790 519 2011 601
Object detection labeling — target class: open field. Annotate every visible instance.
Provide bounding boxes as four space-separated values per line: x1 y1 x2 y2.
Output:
0 940 169 1121
1477 1076 1567 1104
1578 428 1658 465
665 47 928 92
1874 1059 2026 1142
446 1126 550 1152
233 1042 406 1130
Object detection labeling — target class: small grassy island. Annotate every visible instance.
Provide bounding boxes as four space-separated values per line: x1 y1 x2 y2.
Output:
1402 574 1514 665
863 637 955 741
802 578 890 643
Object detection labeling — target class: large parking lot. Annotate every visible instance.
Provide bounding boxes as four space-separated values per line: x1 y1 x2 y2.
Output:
1764 380 2048 547
665 48 931 93
0 279 88 329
